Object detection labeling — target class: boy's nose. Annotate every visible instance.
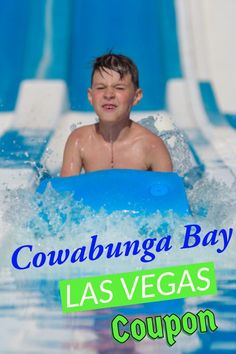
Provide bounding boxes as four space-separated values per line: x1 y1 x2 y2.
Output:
104 87 115 99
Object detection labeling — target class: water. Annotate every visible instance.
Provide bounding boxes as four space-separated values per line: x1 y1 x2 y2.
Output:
0 126 235 353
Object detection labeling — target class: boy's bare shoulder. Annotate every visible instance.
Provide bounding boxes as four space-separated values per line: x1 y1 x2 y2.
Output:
132 121 164 145
132 122 172 171
67 123 95 141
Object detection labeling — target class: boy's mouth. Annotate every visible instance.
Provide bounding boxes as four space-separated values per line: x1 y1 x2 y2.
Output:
102 104 117 111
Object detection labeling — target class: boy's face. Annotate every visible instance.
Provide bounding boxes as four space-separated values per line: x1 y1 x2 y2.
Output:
88 69 142 123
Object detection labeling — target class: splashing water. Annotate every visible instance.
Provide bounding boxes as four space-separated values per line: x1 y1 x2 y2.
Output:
1 120 235 281
0 119 235 354
139 114 195 177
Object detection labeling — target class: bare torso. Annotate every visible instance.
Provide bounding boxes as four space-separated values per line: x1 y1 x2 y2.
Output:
61 120 173 176
80 122 149 172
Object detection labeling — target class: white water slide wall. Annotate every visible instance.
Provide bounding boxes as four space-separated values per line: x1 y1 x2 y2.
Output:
0 0 235 190
169 0 236 183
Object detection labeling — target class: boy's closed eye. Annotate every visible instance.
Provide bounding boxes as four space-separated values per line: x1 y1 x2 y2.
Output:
115 85 126 90
96 85 105 90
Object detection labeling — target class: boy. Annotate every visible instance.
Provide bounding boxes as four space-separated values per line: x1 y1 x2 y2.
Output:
61 53 172 176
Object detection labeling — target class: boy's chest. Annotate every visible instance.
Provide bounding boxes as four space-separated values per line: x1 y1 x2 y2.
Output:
81 139 148 171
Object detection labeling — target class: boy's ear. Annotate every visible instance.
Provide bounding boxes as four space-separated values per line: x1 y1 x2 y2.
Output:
87 88 93 105
133 88 143 106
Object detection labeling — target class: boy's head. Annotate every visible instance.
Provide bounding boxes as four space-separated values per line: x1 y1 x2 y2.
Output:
91 53 139 89
88 53 142 122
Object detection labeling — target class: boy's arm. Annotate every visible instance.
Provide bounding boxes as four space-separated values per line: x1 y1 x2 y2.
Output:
148 137 173 172
60 132 82 177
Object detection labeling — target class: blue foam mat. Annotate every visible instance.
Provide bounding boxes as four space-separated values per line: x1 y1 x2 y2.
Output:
37 169 190 215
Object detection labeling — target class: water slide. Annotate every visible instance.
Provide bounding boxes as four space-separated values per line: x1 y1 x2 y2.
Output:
0 2 236 353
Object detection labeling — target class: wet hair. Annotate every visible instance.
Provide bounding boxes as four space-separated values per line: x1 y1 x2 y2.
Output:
91 53 139 88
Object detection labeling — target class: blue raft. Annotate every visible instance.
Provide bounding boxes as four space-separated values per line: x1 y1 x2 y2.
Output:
37 169 189 215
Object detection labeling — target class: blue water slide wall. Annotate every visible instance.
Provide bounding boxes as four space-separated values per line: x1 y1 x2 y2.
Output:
0 0 71 111
23 0 72 79
0 0 181 112
199 82 236 128
0 0 29 111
